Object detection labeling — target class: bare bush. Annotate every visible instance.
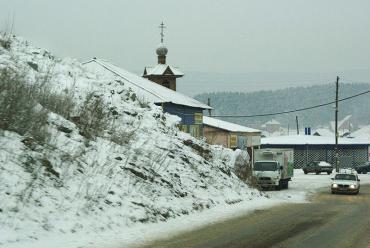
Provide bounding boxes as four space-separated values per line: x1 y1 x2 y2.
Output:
109 129 135 145
0 16 14 49
35 65 77 120
39 87 76 119
233 151 260 189
137 96 150 108
109 119 141 145
75 92 111 139
235 164 259 189
0 68 49 142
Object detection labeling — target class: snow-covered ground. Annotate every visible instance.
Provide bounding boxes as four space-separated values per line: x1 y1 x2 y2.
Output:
1 35 370 248
0 35 258 248
5 170 369 248
123 170 370 248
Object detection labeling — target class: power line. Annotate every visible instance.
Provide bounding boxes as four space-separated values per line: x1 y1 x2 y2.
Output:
208 88 370 118
166 88 370 118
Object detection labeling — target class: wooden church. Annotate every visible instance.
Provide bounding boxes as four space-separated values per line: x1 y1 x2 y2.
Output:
143 22 184 91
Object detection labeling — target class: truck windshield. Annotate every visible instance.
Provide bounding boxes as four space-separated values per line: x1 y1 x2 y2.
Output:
254 162 277 171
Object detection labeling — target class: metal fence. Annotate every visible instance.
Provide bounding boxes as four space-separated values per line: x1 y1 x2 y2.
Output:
261 144 368 169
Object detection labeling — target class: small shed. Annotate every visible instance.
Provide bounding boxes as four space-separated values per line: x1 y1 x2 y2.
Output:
203 116 261 155
83 58 211 138
265 119 281 134
261 135 370 168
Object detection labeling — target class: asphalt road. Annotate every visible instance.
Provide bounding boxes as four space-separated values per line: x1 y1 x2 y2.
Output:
137 185 370 248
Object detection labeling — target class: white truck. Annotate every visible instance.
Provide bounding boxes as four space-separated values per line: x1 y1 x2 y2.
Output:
253 149 294 190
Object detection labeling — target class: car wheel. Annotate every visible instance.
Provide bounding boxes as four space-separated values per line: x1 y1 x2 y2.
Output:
327 172 331 175
331 191 335 194
363 171 367 174
315 171 320 175
303 170 308 174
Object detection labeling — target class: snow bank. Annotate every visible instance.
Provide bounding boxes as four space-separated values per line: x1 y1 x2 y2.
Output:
0 35 264 247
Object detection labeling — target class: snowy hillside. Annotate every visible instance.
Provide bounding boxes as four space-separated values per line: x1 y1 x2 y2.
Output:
0 35 265 247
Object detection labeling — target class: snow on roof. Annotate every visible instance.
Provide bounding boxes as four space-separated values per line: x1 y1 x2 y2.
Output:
144 64 184 76
83 59 211 110
313 128 334 137
330 115 352 130
266 119 280 125
262 135 370 145
203 116 261 133
339 115 352 128
351 125 370 139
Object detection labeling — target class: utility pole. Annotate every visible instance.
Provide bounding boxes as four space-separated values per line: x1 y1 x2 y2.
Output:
335 76 340 173
288 123 290 135
207 98 212 116
296 116 299 135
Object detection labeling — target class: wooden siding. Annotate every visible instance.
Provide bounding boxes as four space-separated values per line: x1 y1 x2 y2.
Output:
204 125 229 148
204 125 261 149
157 103 204 138
144 75 178 91
161 103 203 125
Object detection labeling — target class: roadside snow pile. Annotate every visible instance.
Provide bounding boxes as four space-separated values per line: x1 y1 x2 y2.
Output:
0 35 264 247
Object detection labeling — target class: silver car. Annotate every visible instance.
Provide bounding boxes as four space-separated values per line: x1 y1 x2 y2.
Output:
331 171 360 195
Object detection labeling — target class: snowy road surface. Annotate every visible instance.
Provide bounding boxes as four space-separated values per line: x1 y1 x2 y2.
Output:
135 172 370 248
138 184 370 248
103 170 370 248
6 170 370 248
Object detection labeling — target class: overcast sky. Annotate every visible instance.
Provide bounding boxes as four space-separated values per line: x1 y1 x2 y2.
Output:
1 0 370 75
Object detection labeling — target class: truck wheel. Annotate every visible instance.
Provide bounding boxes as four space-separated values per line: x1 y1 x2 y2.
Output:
275 182 282 190
285 181 289 189
315 171 320 175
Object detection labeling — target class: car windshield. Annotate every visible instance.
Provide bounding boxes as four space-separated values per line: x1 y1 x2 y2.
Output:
335 174 356 181
254 162 277 171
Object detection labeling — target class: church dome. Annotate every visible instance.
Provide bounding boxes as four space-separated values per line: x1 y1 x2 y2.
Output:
156 43 168 56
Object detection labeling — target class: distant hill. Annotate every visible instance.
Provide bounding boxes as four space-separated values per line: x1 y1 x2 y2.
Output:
194 83 370 129
177 70 370 96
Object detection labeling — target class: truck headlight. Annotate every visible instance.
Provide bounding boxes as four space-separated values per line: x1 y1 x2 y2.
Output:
332 183 338 188
349 185 357 189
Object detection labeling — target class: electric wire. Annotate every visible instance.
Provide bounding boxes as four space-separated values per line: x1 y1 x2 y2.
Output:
167 88 370 118
211 89 370 118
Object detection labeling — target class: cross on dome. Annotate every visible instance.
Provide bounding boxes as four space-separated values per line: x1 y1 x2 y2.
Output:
159 22 166 43
156 22 168 58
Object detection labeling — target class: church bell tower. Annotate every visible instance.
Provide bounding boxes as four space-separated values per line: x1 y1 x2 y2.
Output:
143 22 184 91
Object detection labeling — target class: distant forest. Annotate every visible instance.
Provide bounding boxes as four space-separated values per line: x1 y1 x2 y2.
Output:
195 83 370 129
